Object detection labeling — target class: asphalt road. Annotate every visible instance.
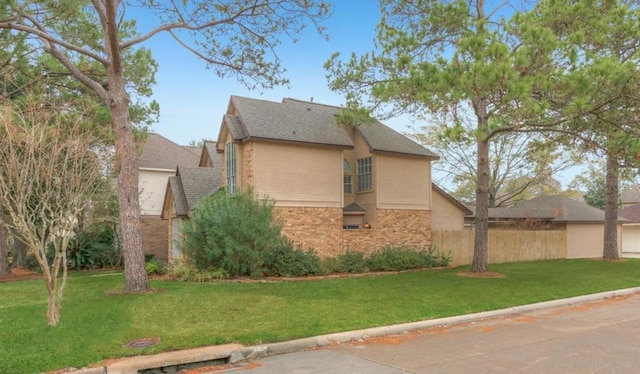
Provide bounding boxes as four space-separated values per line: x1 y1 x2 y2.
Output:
211 293 640 373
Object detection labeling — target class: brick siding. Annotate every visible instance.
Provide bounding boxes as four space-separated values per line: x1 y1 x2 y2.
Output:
141 215 169 261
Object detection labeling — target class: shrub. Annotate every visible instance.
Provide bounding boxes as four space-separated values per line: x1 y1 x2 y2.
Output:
169 259 227 282
330 250 369 273
145 258 167 276
367 245 452 271
180 189 286 277
262 239 322 277
66 224 121 270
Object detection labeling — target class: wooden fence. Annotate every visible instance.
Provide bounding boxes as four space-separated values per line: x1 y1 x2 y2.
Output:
432 228 567 266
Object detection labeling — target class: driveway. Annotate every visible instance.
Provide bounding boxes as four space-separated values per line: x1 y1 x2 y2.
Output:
211 293 640 373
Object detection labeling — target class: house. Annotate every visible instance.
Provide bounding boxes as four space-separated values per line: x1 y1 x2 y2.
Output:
137 133 200 260
487 195 622 258
620 204 640 258
431 183 473 231
621 185 640 209
164 95 440 258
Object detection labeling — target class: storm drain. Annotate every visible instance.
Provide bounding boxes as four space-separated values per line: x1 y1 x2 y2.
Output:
126 338 161 349
137 357 230 374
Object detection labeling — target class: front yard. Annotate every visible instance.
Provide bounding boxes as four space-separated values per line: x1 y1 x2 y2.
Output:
2 259 640 373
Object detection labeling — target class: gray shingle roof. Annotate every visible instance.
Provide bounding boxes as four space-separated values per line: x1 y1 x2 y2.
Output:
201 141 220 167
621 185 640 204
168 176 188 216
344 202 366 213
138 133 201 170
620 204 640 223
487 195 625 223
168 166 221 217
225 96 438 158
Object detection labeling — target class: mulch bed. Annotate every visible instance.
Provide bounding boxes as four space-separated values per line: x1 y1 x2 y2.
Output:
0 267 41 283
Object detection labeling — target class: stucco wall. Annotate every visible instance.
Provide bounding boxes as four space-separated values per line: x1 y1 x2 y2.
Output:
253 142 343 207
376 155 431 211
566 223 621 258
139 169 174 215
431 188 465 231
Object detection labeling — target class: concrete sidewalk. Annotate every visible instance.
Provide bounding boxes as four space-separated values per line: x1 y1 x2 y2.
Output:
70 287 640 373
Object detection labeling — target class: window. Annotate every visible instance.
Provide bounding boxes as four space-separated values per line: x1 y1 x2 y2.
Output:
226 143 236 194
343 159 352 194
356 157 372 192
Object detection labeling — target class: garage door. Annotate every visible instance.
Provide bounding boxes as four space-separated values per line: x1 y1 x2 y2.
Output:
622 225 640 256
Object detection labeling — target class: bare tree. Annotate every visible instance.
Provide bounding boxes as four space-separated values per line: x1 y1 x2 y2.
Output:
0 100 104 326
0 1 330 292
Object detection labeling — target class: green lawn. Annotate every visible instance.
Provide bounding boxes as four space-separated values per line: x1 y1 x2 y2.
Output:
3 259 640 373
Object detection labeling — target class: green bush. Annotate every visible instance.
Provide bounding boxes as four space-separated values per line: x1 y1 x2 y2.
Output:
169 260 228 282
66 224 121 270
180 189 288 277
330 250 369 273
367 245 452 271
262 239 322 277
145 258 167 276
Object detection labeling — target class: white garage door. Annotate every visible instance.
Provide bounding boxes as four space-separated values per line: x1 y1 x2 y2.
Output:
622 225 640 257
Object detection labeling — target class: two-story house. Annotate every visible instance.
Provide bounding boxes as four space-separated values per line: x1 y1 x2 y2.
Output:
210 95 440 257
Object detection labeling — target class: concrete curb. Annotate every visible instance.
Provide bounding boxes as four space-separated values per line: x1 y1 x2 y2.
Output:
229 287 640 363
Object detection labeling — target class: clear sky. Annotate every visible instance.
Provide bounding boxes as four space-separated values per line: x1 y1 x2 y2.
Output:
136 0 421 146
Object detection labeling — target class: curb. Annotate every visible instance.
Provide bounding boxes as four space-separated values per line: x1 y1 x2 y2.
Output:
229 287 640 363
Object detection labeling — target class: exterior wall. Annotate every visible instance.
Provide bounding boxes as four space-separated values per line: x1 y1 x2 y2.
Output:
376 209 431 249
431 189 465 231
566 223 622 258
141 215 169 261
253 142 342 207
622 224 640 258
274 206 343 257
376 155 431 211
243 141 254 188
139 169 174 215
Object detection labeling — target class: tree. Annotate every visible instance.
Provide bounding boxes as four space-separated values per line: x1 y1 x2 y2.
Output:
0 212 10 276
0 0 330 292
326 0 560 272
524 0 640 260
570 163 607 210
0 100 105 326
414 122 572 207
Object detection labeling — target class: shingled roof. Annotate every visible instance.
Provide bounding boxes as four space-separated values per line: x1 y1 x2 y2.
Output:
167 166 220 217
488 195 614 223
621 185 640 205
620 204 640 223
138 133 201 170
222 96 438 158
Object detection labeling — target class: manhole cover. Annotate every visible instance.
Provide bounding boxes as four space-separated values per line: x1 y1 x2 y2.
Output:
126 337 160 349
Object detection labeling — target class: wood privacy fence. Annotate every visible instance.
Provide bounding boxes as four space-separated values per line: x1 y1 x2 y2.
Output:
432 228 567 266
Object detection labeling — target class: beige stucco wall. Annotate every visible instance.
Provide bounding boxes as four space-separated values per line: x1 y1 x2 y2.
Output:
431 188 465 231
622 224 640 257
253 142 343 207
376 154 431 211
566 223 622 258
139 169 174 215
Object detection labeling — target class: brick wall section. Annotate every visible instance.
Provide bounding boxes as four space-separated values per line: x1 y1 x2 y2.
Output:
242 142 254 188
274 207 432 258
274 207 343 257
141 215 169 261
376 209 432 249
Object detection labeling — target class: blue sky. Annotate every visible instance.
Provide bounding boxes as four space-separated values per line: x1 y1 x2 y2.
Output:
137 0 415 146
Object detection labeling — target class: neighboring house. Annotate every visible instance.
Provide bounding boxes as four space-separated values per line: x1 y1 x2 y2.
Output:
621 185 640 209
162 164 221 261
431 183 473 231
619 204 640 258
138 133 200 260
206 95 440 257
487 195 622 258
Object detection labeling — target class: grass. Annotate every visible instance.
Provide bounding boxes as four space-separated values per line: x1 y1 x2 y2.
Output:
2 259 640 373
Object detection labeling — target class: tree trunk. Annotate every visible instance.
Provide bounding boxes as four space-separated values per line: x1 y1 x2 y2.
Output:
11 235 27 268
0 217 11 276
103 2 149 293
472 102 490 273
603 151 619 259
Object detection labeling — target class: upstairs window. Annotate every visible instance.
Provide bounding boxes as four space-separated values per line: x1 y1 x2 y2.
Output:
226 143 237 194
356 157 372 192
343 159 352 194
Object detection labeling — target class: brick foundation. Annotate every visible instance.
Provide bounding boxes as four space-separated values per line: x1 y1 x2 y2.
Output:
274 207 343 257
274 207 432 258
141 215 169 261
